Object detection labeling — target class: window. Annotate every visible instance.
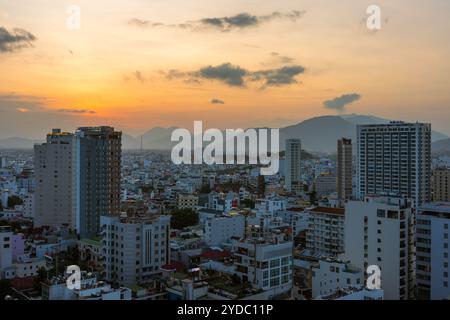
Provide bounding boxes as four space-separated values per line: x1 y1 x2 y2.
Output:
270 259 280 268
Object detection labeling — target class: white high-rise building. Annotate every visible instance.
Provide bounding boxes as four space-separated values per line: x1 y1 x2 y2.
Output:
416 202 450 300
344 196 415 300
101 213 171 286
357 121 432 206
284 139 301 192
34 129 76 229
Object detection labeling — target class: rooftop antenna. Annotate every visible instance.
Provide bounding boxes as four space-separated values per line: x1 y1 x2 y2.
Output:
140 136 143 152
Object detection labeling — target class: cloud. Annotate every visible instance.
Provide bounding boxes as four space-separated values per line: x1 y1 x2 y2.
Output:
270 52 295 64
128 10 306 32
211 98 225 105
16 108 30 113
166 63 305 89
57 109 97 114
196 63 248 87
323 93 362 111
0 27 37 53
251 65 305 86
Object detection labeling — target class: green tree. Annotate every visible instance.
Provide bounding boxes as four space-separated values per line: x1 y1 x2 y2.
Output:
170 208 199 230
7 196 23 208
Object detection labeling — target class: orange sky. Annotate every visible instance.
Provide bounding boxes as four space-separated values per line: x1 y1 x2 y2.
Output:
1 0 450 137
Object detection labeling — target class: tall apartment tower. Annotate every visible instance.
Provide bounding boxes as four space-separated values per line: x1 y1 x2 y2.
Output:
344 196 416 300
337 138 353 200
34 129 76 229
416 203 450 300
432 167 450 202
284 139 301 192
74 127 122 238
101 213 171 286
357 121 432 206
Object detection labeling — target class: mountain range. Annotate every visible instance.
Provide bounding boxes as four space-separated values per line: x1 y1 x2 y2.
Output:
1 114 449 154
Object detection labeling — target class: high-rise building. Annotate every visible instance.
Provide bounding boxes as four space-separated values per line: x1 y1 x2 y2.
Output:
101 212 171 286
34 129 76 228
0 156 7 168
344 196 415 300
337 138 353 200
74 126 122 238
357 121 432 206
306 207 345 257
284 139 301 192
432 167 450 202
416 203 450 300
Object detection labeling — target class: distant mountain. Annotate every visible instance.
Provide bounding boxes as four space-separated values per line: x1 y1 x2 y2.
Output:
280 116 355 153
432 138 450 153
0 137 42 149
2 114 449 153
342 114 448 142
140 127 179 150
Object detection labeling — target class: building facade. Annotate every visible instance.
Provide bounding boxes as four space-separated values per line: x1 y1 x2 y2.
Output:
357 121 432 206
34 129 76 228
344 196 415 300
306 207 345 257
101 213 171 286
284 139 301 192
337 138 353 201
416 203 450 300
74 126 122 238
432 168 450 202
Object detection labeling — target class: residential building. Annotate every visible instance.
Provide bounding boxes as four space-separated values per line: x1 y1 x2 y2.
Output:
101 212 170 286
337 138 353 201
177 194 199 210
285 139 301 192
306 207 345 257
432 168 450 202
203 214 245 247
34 129 76 229
344 196 415 300
357 121 432 206
232 225 293 298
74 126 122 238
416 202 450 300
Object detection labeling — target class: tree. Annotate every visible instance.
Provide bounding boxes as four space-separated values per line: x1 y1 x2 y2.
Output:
7 196 23 208
0 280 12 300
241 199 255 209
33 267 48 292
170 208 199 230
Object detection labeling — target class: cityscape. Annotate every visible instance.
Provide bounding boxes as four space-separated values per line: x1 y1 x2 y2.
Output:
1 0 450 306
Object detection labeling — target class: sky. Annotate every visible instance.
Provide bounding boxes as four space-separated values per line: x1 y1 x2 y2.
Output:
0 0 450 138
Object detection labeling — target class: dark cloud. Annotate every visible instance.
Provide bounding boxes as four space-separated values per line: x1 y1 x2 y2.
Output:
196 63 248 87
128 10 306 32
57 109 97 114
251 65 305 86
211 98 225 105
166 63 305 88
0 27 37 53
323 93 362 111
